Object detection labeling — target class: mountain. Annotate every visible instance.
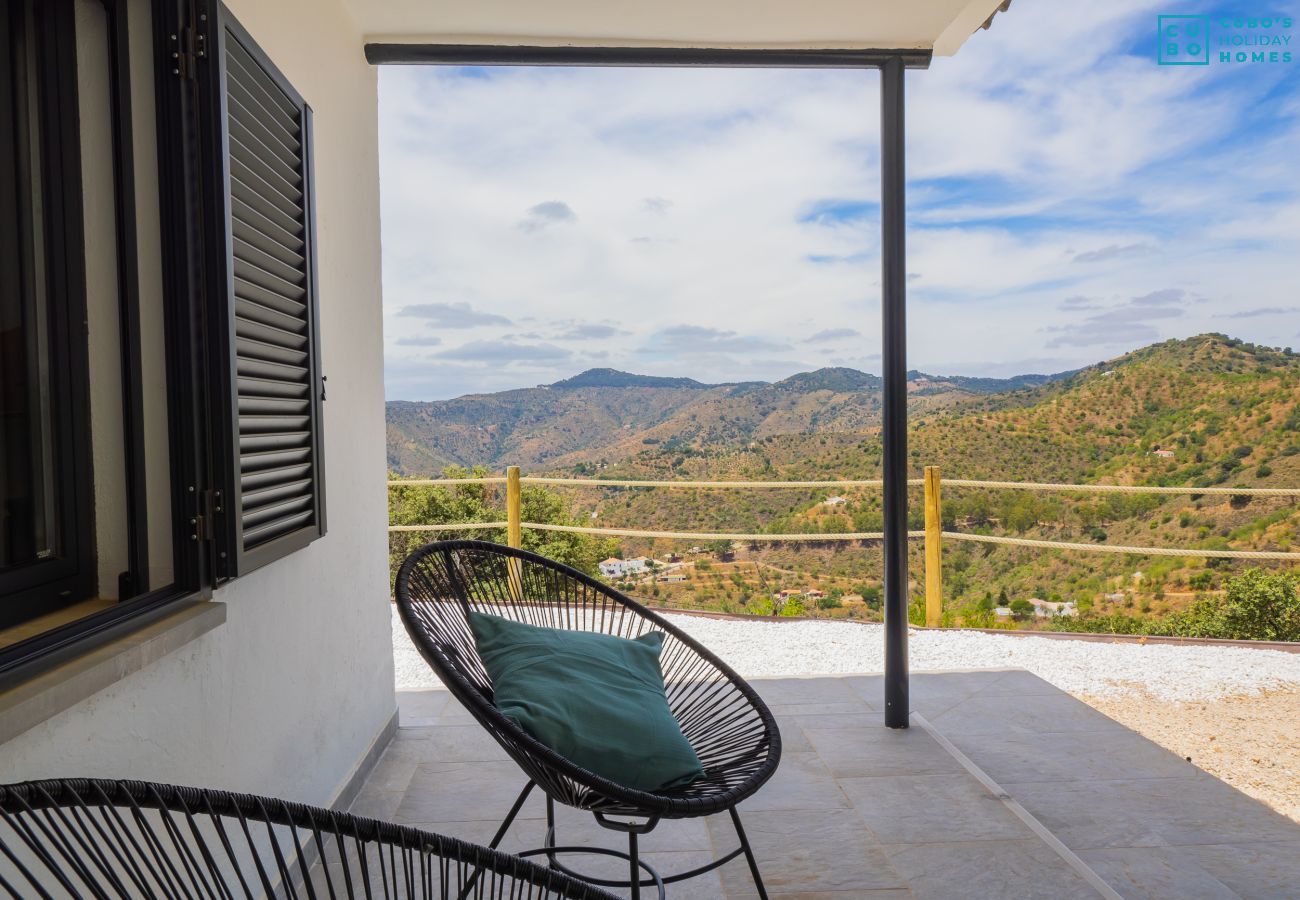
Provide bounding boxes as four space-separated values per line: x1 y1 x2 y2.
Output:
387 334 1300 626
386 365 1075 473
548 369 715 390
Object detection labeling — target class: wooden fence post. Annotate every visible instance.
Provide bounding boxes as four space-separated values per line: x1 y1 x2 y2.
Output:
924 465 943 627
506 466 523 550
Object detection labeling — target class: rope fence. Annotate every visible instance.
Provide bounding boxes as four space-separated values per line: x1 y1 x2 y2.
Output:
391 475 1300 497
389 467 1300 624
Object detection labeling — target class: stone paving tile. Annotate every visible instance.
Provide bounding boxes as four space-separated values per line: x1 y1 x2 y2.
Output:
749 677 865 708
840 774 1032 845
733 751 849 812
951 727 1199 785
394 759 529 823
727 893 912 899
971 668 1072 697
708 808 907 895
803 723 964 778
883 839 1099 900
927 691 1127 736
1078 847 1239 899
395 688 449 726
1176 840 1300 899
1011 775 1300 850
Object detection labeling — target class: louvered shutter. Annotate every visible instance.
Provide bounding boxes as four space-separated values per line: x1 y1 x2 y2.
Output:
209 8 325 576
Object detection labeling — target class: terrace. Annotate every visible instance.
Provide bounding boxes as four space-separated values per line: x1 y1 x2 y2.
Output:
361 673 1300 898
2 0 1298 897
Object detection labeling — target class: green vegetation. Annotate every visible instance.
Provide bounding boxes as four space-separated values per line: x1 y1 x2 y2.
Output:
1054 569 1300 641
387 335 1299 640
387 467 617 588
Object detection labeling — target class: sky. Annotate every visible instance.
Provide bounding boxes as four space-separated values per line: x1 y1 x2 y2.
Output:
378 0 1300 401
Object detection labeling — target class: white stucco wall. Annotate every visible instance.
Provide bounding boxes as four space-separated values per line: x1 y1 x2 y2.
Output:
0 0 394 807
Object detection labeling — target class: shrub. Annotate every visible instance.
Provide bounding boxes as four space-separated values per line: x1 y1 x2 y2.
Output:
1009 598 1034 617
780 597 806 617
1204 568 1300 641
1062 569 1300 642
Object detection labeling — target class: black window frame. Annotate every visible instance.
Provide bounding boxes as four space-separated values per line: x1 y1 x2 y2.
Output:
0 0 212 679
0 0 98 620
0 0 326 679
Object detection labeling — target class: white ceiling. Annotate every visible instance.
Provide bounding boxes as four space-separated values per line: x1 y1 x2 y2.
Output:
344 0 1008 57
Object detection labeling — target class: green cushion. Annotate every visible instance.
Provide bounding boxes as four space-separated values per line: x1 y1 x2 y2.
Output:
467 610 704 793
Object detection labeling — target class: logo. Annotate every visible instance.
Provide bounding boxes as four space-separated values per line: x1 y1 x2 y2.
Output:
1159 15 1210 64
1158 14 1295 65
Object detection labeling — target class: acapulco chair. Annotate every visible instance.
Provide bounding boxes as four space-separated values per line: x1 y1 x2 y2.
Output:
395 539 782 899
0 777 617 899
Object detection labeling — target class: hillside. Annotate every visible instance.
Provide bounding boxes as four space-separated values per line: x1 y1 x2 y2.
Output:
386 366 1071 473
567 335 1300 618
386 334 1299 629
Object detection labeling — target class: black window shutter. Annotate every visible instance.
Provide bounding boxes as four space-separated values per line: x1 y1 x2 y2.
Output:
206 6 325 577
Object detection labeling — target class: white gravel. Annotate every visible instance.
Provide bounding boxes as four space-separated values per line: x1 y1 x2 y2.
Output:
391 607 1300 702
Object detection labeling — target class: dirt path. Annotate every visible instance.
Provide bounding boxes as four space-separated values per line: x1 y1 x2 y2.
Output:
1081 689 1300 824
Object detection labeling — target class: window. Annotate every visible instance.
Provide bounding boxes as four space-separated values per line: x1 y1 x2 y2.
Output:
0 0 324 675
1 0 97 632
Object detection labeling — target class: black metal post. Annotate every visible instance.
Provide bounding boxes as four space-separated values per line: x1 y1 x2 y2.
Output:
880 57 910 728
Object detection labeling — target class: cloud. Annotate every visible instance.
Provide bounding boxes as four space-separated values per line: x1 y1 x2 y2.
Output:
1045 289 1187 348
1130 288 1186 307
1215 305 1300 319
378 8 1300 400
554 323 629 340
398 302 512 328
1058 295 1101 311
1071 243 1153 264
646 325 789 354
519 200 577 232
395 335 443 347
805 328 861 343
436 340 572 363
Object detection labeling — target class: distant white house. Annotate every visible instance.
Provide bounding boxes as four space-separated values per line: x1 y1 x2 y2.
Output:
599 557 650 578
822 496 848 507
1151 449 1175 459
1026 597 1078 618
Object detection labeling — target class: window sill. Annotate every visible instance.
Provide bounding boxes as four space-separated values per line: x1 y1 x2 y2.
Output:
0 599 226 746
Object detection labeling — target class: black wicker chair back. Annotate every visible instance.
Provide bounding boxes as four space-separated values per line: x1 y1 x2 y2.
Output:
395 540 781 819
0 778 616 899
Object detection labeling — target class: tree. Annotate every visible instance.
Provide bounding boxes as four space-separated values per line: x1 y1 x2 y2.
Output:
1009 598 1034 618
997 587 1009 607
1211 568 1300 641
387 467 618 589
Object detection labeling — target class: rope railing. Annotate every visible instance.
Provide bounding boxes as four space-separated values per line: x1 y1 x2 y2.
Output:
388 475 1300 496
394 477 903 488
389 466 1300 624
942 478 1300 497
941 531 1300 560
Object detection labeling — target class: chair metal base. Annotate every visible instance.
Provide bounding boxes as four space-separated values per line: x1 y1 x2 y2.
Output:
484 781 770 900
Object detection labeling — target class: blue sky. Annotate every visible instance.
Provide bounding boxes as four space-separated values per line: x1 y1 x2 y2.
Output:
379 0 1300 400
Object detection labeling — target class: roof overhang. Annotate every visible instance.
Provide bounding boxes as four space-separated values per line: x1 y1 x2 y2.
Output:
348 0 1011 66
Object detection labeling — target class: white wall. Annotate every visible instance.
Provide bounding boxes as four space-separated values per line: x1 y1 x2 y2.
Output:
1 0 394 807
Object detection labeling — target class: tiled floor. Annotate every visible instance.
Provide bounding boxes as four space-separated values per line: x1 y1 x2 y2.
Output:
350 671 1300 898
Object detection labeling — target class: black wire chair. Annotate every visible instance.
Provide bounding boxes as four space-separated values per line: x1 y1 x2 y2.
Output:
0 778 617 899
395 540 782 900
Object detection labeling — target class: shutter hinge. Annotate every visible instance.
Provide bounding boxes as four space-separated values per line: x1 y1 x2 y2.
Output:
193 488 222 542
170 22 206 79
